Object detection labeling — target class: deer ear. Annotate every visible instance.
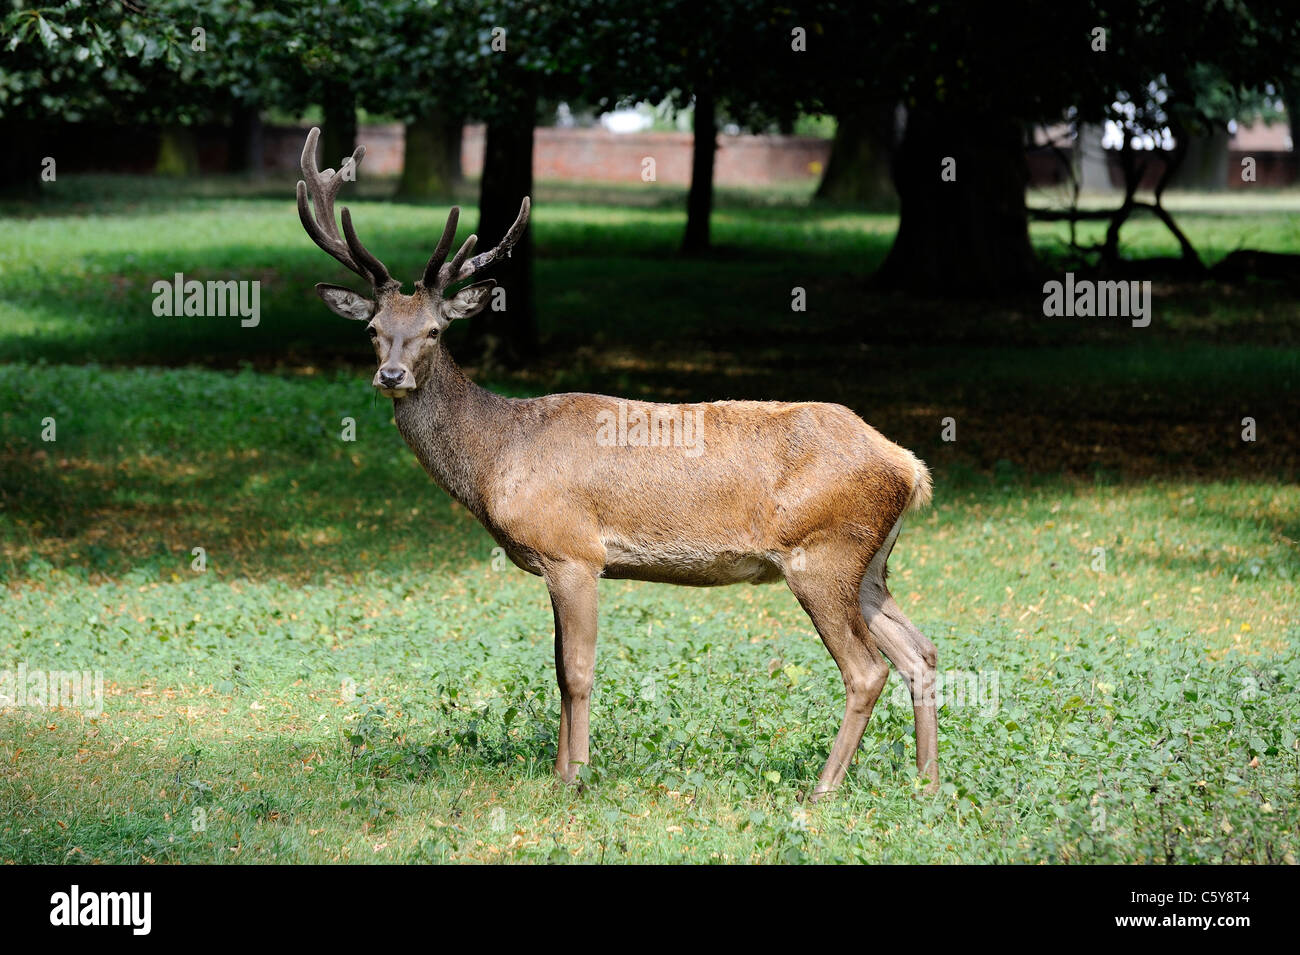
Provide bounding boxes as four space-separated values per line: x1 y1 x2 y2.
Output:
443 280 496 322
315 283 375 321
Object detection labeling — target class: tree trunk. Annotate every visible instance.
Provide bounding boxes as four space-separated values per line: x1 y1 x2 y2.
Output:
228 105 264 176
396 107 463 200
1173 126 1229 190
0 118 44 198
469 84 538 366
1286 85 1298 155
814 105 895 204
320 88 357 170
1076 122 1116 193
1101 137 1145 266
155 125 200 176
875 107 1038 295
682 83 717 255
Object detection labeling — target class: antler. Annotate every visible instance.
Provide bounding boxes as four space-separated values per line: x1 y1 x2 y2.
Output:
296 127 395 289
421 197 531 293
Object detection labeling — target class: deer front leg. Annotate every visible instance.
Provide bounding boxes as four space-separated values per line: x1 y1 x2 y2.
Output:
546 562 599 784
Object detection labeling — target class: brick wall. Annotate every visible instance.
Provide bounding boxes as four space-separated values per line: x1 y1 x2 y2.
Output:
1226 150 1297 188
1023 145 1297 189
460 124 830 185
222 124 1300 189
264 123 406 175
265 123 830 185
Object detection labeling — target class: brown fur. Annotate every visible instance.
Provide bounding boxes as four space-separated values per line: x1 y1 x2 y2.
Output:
380 312 939 797
300 130 939 797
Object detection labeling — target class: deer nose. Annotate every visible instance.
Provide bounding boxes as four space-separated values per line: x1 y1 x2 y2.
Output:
378 368 405 388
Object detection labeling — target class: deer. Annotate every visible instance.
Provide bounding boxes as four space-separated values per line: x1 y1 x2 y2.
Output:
295 127 940 800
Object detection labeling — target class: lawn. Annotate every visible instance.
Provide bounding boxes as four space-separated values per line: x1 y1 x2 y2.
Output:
0 181 1296 862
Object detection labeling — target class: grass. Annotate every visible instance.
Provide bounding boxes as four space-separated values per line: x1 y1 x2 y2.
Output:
0 180 1297 863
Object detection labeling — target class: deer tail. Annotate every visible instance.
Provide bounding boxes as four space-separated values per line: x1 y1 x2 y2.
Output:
903 450 932 515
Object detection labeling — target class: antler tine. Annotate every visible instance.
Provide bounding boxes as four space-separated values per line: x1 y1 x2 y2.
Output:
442 234 478 285
297 128 356 266
296 127 391 287
420 206 461 289
296 181 357 276
447 197 530 286
341 207 394 288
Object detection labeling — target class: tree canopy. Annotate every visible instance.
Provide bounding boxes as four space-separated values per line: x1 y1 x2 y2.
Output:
3 0 1294 302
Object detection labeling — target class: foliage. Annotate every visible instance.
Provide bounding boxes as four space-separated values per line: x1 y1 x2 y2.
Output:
5 2 1296 142
0 0 193 123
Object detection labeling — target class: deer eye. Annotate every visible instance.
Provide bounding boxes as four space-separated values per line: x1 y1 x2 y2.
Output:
427 329 439 340
367 325 378 338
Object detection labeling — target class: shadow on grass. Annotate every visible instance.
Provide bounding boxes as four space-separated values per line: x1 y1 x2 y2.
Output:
2 413 1295 588
0 203 891 367
5 190 1295 370
0 347 1296 587
0 443 490 584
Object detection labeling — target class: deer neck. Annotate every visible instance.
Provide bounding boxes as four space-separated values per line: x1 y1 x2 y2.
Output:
391 346 510 518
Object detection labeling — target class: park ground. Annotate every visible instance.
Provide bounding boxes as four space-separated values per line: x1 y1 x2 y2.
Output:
0 179 1296 862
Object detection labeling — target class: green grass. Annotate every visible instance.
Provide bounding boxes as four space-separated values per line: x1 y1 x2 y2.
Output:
0 182 1297 863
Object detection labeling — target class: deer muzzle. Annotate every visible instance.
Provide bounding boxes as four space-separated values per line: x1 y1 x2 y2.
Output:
374 367 415 397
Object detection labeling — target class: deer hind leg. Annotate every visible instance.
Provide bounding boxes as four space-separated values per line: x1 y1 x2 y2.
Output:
545 561 599 785
858 518 940 793
788 573 891 803
551 603 572 778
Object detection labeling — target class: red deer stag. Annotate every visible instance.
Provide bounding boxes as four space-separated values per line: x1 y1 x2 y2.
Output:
295 127 939 798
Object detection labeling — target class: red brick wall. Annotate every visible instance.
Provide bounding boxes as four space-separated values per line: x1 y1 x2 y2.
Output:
263 124 1298 188
56 121 1300 189
1226 150 1297 188
266 123 830 185
461 124 830 186
264 123 406 175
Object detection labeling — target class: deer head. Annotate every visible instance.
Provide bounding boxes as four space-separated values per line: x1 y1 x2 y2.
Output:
296 127 530 397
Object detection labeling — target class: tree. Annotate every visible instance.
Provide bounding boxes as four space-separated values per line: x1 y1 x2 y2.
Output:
264 0 392 163
0 1 194 194
396 106 464 199
380 0 483 201
814 106 896 205
792 7 899 206
851 2 1102 294
173 0 288 176
455 0 643 363
797 0 1300 294
1040 3 1300 274
644 1 801 255
0 1 313 187
474 62 539 361
682 80 716 254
